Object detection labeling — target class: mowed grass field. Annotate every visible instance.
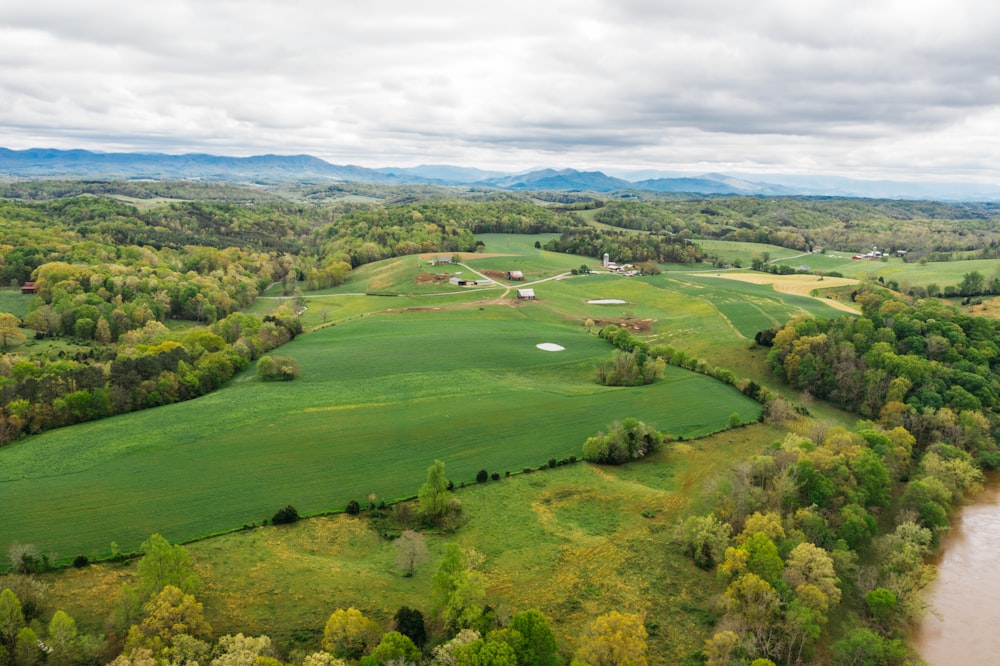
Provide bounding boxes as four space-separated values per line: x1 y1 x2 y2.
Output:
0 305 761 559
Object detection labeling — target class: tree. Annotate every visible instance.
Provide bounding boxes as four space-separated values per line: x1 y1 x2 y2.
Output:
783 542 841 607
393 606 427 648
14 626 42 666
46 610 79 666
418 460 456 525
368 631 421 665
124 585 211 657
510 610 558 666
135 534 201 597
256 354 300 381
271 505 300 525
395 530 429 577
704 630 742 666
432 543 487 631
212 633 274 666
454 638 518 666
574 611 648 666
831 628 905 666
722 574 782 661
0 313 26 349
302 653 348 666
582 419 664 465
677 514 732 569
0 588 25 648
431 629 482 665
322 608 377 659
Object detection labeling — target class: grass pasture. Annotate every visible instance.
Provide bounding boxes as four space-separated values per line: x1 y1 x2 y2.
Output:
46 424 782 661
694 239 806 266
0 307 761 559
697 239 1000 293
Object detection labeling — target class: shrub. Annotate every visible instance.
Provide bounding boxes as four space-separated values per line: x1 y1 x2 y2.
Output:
491 472 500 481
476 469 489 483
72 555 89 568
346 500 361 515
271 505 300 525
548 458 558 469
582 418 666 465
595 350 665 386
256 354 300 381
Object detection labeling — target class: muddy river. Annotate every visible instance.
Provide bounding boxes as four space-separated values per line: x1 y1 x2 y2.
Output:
913 474 1000 664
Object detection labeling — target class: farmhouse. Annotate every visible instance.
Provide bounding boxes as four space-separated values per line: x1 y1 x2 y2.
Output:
432 256 452 266
516 288 536 300
20 281 37 294
507 270 524 281
852 246 890 260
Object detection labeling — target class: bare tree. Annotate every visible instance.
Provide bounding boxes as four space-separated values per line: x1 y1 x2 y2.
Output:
395 530 429 577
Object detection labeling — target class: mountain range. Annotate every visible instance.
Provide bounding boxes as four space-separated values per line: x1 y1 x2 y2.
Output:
1 147 998 201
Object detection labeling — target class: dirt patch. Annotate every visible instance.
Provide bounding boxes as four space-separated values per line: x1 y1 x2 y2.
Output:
414 272 452 285
419 252 512 261
592 317 655 333
387 307 442 313
479 269 510 281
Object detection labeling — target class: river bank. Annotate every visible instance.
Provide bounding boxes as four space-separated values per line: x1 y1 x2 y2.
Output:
913 473 1000 664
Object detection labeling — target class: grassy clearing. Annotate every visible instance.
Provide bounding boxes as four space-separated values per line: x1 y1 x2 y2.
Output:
0 288 32 318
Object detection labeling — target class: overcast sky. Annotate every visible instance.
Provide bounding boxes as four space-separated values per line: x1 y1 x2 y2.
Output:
2 0 999 180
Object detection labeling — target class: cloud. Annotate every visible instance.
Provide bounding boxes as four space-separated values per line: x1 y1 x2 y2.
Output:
0 0 998 180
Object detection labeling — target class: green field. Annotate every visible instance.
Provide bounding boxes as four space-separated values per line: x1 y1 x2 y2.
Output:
0 234 880 562
0 288 32 318
0 305 761 559
773 250 1000 288
693 239 1000 291
694 239 806 266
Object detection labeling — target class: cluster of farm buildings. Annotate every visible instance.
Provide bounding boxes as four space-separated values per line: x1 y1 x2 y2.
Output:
852 246 907 260
428 250 642 302
429 257 535 299
602 253 640 276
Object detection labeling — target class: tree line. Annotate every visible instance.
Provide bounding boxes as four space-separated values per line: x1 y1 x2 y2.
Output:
0 308 302 444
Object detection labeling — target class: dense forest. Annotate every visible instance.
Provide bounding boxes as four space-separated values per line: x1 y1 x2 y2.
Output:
595 198 1000 259
669 287 999 664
